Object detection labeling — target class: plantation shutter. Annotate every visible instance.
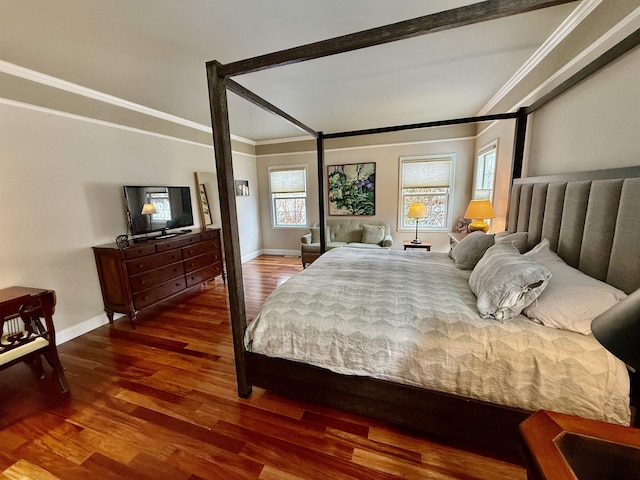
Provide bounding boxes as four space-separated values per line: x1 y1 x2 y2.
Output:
402 159 452 189
270 168 306 194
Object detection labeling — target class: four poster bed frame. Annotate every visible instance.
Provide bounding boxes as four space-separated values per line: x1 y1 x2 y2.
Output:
206 1 640 460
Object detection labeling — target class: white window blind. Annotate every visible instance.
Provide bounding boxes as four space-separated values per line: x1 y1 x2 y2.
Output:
270 168 306 194
402 159 452 189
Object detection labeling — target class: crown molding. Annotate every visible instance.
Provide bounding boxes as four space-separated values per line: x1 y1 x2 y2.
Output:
0 60 256 147
478 0 602 116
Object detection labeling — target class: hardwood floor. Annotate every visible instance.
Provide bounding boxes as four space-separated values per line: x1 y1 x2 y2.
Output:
0 255 526 479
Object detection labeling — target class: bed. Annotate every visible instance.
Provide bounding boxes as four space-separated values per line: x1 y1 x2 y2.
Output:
241 168 640 459
205 2 640 461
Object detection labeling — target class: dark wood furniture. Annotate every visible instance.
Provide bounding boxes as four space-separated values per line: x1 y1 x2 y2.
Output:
402 240 432 251
0 286 69 393
93 228 224 328
520 410 640 480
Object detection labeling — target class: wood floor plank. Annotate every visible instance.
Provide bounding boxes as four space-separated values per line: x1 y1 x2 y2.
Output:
0 255 526 479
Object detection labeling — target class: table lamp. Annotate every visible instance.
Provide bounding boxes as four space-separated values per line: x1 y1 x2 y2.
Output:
408 202 428 244
141 203 157 215
464 199 495 233
591 288 640 371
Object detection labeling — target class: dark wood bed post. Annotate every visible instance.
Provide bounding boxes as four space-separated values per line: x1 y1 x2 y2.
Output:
511 106 528 182
206 60 252 398
317 133 326 254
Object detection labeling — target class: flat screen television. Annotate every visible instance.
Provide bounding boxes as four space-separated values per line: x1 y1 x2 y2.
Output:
123 185 194 239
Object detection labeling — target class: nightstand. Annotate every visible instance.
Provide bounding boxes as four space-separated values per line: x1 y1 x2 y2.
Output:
520 410 640 480
403 240 431 251
448 232 469 250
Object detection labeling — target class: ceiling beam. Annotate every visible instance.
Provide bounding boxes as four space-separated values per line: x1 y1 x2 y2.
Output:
218 0 578 78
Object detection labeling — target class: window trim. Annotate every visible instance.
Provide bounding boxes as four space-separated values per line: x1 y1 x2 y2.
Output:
268 164 309 229
397 154 455 233
473 140 498 203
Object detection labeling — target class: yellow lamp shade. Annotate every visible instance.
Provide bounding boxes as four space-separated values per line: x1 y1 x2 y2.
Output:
141 203 157 215
408 202 428 218
464 200 495 233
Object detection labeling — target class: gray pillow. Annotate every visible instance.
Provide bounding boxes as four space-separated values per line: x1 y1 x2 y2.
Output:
450 231 495 270
495 231 529 253
361 224 385 245
469 241 551 320
310 226 330 243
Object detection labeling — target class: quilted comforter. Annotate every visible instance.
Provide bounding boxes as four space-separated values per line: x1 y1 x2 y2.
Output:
245 248 631 425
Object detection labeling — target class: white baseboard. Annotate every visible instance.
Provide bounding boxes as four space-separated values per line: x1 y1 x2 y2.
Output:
261 249 301 257
55 312 123 345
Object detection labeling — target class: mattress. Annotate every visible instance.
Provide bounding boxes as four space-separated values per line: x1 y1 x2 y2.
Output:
245 248 631 425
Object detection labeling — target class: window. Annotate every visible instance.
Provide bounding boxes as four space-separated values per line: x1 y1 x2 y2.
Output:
269 166 308 227
147 192 171 221
399 156 454 231
474 142 497 201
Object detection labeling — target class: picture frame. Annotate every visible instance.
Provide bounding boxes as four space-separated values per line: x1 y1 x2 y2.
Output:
235 180 249 196
327 162 375 216
198 183 213 226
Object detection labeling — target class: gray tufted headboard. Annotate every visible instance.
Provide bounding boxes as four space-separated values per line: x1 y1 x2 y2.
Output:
507 166 640 294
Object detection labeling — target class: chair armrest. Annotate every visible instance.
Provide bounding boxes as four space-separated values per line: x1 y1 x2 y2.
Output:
382 235 393 248
301 233 312 245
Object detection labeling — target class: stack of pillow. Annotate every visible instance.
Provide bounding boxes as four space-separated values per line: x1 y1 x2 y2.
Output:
449 231 627 334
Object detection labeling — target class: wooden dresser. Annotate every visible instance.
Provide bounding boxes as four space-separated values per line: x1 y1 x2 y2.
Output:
93 228 224 327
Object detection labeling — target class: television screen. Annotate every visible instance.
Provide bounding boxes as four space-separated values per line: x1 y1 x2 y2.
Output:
123 186 194 237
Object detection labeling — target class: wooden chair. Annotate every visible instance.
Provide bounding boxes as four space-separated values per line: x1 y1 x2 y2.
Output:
0 287 69 393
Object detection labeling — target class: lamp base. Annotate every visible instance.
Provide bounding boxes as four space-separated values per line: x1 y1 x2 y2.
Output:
468 220 489 233
411 239 422 244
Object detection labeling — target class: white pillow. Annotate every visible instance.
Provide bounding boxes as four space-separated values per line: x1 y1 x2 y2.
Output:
523 239 627 335
495 231 529 253
469 241 551 320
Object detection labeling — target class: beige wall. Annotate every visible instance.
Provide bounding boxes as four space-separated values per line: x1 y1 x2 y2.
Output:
257 126 478 253
525 46 640 176
0 100 259 340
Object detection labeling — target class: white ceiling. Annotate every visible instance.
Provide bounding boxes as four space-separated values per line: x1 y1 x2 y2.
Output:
1 0 581 141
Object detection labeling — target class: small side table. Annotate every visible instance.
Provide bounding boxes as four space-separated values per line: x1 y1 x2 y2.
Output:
448 232 469 249
520 410 640 480
403 240 431 251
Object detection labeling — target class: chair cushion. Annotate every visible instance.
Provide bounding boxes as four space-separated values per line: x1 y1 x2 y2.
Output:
0 335 48 366
310 226 331 243
361 224 385 245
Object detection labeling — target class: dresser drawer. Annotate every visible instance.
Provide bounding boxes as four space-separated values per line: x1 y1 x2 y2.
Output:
185 264 221 287
155 233 201 252
126 250 183 275
128 262 185 293
182 240 216 259
123 243 157 260
184 252 217 274
133 277 186 310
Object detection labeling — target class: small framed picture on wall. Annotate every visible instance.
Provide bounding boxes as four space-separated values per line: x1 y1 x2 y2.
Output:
235 180 249 196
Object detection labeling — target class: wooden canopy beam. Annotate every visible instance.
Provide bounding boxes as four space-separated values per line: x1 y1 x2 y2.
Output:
226 79 318 138
219 0 577 78
324 112 518 139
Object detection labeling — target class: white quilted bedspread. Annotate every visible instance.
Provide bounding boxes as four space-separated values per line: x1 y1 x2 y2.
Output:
245 248 631 425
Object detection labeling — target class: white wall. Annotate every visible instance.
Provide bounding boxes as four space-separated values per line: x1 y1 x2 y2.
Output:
0 100 258 340
526 47 640 176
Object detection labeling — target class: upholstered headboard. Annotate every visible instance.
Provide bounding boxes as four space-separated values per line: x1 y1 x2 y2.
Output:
507 166 640 294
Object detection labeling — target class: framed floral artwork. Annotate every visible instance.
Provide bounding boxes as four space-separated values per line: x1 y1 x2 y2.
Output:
327 162 375 215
